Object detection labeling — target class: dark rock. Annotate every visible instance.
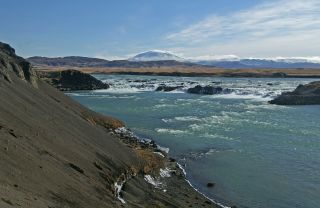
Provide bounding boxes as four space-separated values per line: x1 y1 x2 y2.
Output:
187 85 231 95
272 72 287 77
269 81 320 105
205 200 212 205
211 81 222 85
39 70 109 91
149 140 157 148
187 81 197 84
223 88 233 94
207 182 215 188
68 163 84 174
155 85 183 92
133 79 147 83
131 84 146 89
93 162 103 171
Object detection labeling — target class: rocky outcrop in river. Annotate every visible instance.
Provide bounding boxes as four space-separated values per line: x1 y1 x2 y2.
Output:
38 70 109 91
269 81 320 105
155 85 183 92
187 85 232 95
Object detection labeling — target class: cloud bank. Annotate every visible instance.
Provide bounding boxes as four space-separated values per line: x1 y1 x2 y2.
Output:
166 0 320 57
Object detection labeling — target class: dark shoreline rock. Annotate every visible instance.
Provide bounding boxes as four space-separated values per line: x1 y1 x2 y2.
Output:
207 182 215 188
155 85 183 92
38 69 109 91
269 81 320 105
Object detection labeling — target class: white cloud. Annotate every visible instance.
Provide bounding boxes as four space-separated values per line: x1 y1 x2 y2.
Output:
187 54 240 61
166 0 320 57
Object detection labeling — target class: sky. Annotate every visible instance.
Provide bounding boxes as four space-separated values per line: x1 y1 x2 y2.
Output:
0 0 319 60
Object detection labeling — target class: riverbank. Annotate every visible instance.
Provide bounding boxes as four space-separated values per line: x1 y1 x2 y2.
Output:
113 127 229 208
35 66 320 78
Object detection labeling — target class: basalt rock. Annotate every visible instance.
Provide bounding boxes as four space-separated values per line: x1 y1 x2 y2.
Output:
269 81 320 105
187 85 231 95
155 85 183 92
38 70 109 91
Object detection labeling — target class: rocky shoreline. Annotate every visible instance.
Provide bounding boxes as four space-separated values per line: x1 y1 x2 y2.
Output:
112 127 229 208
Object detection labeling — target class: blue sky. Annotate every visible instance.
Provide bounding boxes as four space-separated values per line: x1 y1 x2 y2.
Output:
1 0 319 60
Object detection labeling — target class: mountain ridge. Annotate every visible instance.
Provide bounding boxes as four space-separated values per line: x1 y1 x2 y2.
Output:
27 53 320 69
27 56 205 68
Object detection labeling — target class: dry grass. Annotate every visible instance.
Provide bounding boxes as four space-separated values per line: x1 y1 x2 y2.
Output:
35 66 320 78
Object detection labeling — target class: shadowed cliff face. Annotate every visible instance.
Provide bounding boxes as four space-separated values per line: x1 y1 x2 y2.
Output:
0 42 219 208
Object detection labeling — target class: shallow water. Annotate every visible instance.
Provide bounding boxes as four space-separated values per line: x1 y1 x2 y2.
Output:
68 75 320 208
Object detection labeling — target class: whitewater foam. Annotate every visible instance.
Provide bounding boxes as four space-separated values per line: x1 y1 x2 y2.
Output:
213 92 271 101
155 128 189 135
174 116 201 122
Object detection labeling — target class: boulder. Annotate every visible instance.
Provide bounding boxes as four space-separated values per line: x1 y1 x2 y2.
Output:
155 85 183 92
187 85 231 95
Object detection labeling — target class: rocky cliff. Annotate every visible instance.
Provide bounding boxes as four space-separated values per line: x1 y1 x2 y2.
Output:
0 42 38 87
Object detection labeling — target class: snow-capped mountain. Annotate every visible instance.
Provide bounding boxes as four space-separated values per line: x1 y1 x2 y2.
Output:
129 51 320 68
129 50 184 62
195 57 320 68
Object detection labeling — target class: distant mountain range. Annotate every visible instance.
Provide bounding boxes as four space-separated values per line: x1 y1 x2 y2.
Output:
27 50 320 69
27 56 201 68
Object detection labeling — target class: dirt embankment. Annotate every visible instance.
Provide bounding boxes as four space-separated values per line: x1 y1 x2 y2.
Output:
0 42 221 207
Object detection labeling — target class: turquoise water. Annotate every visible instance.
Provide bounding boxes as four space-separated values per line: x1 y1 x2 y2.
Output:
68 75 320 208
